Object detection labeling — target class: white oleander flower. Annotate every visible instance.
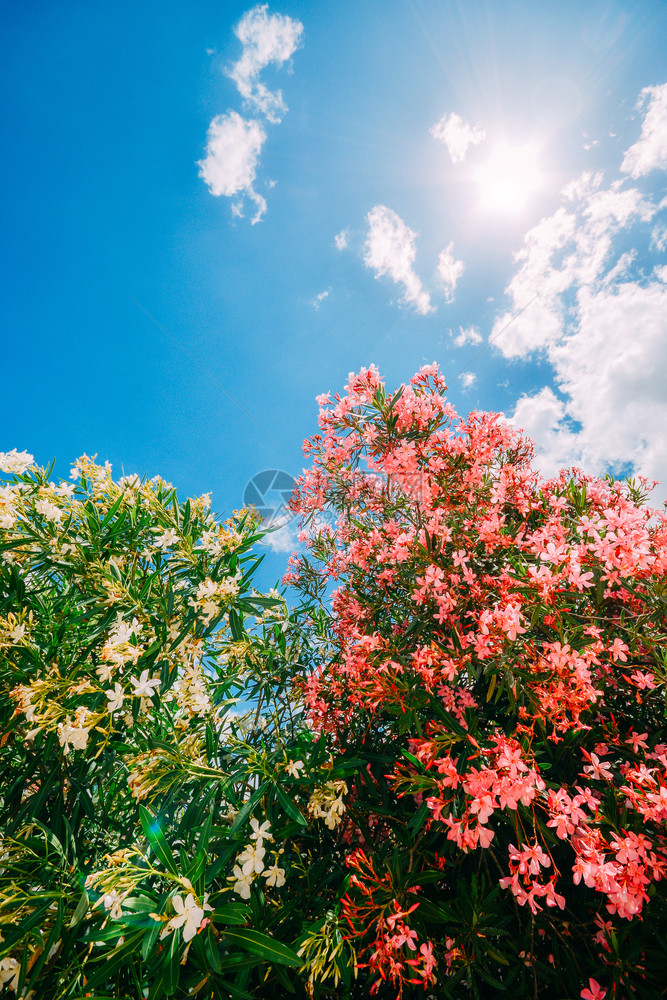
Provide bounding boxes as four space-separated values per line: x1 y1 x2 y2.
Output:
0 449 34 475
154 528 179 550
57 719 90 753
286 759 305 778
166 894 204 943
249 817 273 844
130 670 160 698
237 843 266 875
106 683 125 713
263 864 286 888
231 865 254 900
35 498 63 523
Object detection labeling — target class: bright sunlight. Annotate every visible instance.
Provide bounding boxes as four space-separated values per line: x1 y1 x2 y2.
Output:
476 142 542 213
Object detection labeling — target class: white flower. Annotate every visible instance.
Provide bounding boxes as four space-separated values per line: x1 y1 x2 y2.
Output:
237 843 266 875
0 955 20 989
324 798 346 829
7 623 26 643
263 864 286 888
57 719 90 753
249 817 273 844
217 574 241 599
130 670 160 698
35 498 63 523
98 890 123 920
96 662 114 683
199 599 219 620
111 616 142 645
166 893 204 943
196 579 219 601
118 473 140 489
54 482 76 498
231 865 254 900
0 449 34 475
105 683 125 713
286 759 304 778
154 528 179 551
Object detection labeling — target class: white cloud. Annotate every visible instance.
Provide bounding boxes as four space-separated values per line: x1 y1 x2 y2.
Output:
513 282 667 491
198 111 267 223
491 181 654 358
452 325 482 347
334 229 349 251
260 513 299 554
311 289 330 310
363 206 433 315
228 4 304 123
651 221 667 252
436 243 465 302
430 112 485 164
493 90 667 496
460 372 476 389
621 83 667 178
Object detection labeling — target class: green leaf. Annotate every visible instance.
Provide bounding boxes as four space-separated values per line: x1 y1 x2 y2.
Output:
163 927 183 996
223 928 301 967
399 749 424 770
68 890 90 929
273 783 307 826
212 903 250 925
229 781 269 837
140 805 178 874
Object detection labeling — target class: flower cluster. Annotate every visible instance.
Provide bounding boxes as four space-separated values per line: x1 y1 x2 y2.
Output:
230 817 286 898
288 364 667 999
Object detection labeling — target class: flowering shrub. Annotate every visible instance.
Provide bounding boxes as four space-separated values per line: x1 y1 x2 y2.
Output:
288 365 667 1000
0 454 355 998
3 355 667 1000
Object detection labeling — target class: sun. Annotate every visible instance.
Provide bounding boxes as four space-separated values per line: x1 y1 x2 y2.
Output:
475 143 542 214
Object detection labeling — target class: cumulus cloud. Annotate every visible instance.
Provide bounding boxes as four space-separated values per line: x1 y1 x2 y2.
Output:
460 372 477 389
198 111 267 223
430 112 485 164
228 4 303 123
491 176 654 358
621 83 667 178
436 242 465 302
199 6 303 222
363 206 433 315
311 289 330 310
493 88 667 495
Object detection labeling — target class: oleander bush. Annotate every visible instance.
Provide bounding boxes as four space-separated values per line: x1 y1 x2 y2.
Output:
2 362 667 1000
0 453 353 999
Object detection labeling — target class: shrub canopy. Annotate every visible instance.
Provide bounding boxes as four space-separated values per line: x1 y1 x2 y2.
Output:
1 365 667 1000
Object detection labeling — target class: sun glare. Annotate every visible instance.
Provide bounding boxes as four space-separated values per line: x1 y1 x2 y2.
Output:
476 143 542 214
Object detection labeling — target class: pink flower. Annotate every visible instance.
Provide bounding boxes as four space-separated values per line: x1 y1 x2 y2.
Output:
580 978 606 999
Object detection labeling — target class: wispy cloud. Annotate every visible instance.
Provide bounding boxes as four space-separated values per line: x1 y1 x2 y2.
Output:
621 83 667 178
311 288 330 310
364 206 433 315
436 242 465 302
430 112 485 164
460 372 476 389
198 112 267 223
228 4 303 123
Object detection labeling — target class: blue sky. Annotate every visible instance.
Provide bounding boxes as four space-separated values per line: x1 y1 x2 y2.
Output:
3 0 667 582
